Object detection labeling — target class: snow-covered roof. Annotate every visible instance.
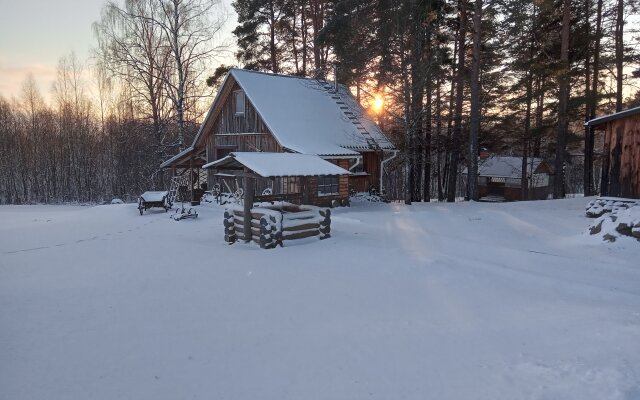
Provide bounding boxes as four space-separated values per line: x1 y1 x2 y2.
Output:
203 152 351 177
585 105 640 127
229 69 395 156
463 156 548 178
160 147 194 169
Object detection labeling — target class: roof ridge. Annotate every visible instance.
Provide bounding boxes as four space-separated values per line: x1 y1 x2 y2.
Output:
230 68 320 82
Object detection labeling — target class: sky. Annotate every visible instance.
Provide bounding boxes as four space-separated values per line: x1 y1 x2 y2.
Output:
0 0 236 102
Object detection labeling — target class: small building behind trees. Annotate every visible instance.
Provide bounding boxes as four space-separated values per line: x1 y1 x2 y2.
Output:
586 106 640 199
464 156 554 201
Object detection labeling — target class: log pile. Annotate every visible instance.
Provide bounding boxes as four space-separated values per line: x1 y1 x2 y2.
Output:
223 209 237 243
223 202 331 248
588 205 640 242
586 197 639 218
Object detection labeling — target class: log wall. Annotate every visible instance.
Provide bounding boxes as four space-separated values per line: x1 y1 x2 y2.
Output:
601 115 640 198
223 203 331 248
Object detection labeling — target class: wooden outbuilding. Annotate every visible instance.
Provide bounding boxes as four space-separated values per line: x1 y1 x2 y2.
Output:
463 156 554 201
586 106 640 199
160 68 397 206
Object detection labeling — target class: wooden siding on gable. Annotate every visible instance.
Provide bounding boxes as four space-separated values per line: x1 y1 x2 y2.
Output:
217 83 270 135
204 81 282 165
214 134 281 158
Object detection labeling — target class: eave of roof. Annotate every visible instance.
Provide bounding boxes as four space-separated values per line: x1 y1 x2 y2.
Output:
160 146 207 168
160 147 194 169
585 106 640 127
202 152 352 177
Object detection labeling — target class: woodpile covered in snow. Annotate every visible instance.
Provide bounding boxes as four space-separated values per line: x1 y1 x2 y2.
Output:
588 205 640 242
223 203 331 248
585 197 639 218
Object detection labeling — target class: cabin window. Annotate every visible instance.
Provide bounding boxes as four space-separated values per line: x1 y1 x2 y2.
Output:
278 176 300 194
350 157 364 173
318 175 339 196
234 90 245 116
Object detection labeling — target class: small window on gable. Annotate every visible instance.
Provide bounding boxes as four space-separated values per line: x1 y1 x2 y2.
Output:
234 90 245 116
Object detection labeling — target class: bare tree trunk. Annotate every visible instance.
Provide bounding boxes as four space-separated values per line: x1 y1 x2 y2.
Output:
436 73 444 201
447 1 466 203
169 0 186 147
553 0 571 199
583 0 592 196
309 0 325 70
586 0 603 195
443 35 458 197
521 28 536 201
533 76 544 157
424 83 432 202
615 0 624 112
300 1 308 75
468 0 482 201
269 1 279 73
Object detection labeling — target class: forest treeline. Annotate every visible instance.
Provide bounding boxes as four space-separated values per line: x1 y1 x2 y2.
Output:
0 0 639 204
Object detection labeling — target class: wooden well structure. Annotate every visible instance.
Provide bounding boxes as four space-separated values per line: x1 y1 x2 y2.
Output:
204 152 350 248
223 203 331 248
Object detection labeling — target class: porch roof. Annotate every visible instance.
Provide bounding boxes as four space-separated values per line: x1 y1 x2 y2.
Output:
202 152 351 178
160 147 206 169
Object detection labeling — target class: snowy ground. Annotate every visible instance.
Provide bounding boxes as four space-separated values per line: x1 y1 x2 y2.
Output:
1 198 639 400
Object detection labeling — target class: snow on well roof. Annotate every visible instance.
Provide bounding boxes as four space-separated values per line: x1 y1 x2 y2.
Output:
202 152 351 177
230 69 395 156
463 156 546 178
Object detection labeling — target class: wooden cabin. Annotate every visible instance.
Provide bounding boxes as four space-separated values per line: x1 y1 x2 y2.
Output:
161 69 397 207
586 106 640 199
463 156 554 201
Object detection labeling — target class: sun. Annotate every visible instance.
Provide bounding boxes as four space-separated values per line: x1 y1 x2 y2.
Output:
372 95 384 113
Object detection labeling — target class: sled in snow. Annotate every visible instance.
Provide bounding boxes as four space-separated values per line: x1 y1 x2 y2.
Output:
138 191 171 215
171 186 198 221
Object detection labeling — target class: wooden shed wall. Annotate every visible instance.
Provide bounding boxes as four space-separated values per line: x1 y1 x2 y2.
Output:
601 115 640 198
303 159 350 207
350 152 382 192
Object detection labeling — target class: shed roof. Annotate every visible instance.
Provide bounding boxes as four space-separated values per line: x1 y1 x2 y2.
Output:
585 106 640 127
159 147 207 169
202 152 351 177
463 156 547 178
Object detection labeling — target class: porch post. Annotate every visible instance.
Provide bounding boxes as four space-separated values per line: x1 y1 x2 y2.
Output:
189 157 194 202
243 170 255 243
301 176 309 204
